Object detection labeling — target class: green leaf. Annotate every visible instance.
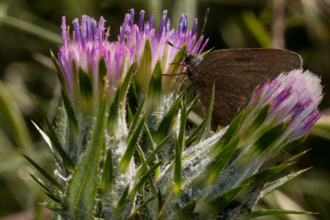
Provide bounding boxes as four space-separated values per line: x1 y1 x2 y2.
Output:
136 145 156 194
155 189 174 220
254 122 286 152
119 114 146 173
146 133 173 164
165 44 187 75
172 198 197 220
51 51 67 93
29 174 61 203
66 86 107 219
37 103 74 170
107 89 120 135
129 160 163 198
185 120 206 148
237 209 315 220
129 195 156 218
187 94 200 116
120 63 135 103
19 150 64 192
243 104 269 136
153 95 181 144
98 57 107 96
32 120 62 165
241 163 293 186
61 87 79 130
174 139 182 193
100 148 114 194
128 97 145 139
260 168 311 199
136 39 152 91
214 109 245 150
285 149 310 164
115 184 130 210
79 66 93 114
281 135 306 154
128 78 138 116
146 60 162 112
205 185 245 219
191 137 240 188
178 97 187 151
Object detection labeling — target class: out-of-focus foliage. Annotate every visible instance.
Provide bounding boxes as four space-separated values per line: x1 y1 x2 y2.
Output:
0 0 329 219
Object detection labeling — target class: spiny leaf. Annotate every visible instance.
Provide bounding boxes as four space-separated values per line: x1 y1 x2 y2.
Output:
128 78 138 116
17 149 64 192
29 174 61 203
237 209 316 220
187 94 200 116
146 60 162 112
174 139 182 193
129 195 156 218
241 163 294 186
136 39 152 91
153 95 181 143
285 149 311 164
178 97 187 151
115 184 130 210
205 185 245 219
191 137 240 189
120 63 135 103
216 109 245 149
259 167 311 199
243 104 270 136
129 160 163 198
98 57 107 96
172 198 197 220
37 103 74 170
119 114 146 173
51 50 67 93
128 98 145 139
185 120 206 148
79 66 93 114
107 89 120 134
281 135 306 154
61 87 79 130
136 145 156 194
146 133 173 164
254 122 286 152
135 131 172 180
155 189 174 220
100 147 114 194
66 85 107 219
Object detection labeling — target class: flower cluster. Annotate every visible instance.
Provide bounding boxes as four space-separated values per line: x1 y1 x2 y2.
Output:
57 9 208 107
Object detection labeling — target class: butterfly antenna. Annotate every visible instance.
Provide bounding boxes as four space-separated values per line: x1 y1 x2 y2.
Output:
200 8 210 37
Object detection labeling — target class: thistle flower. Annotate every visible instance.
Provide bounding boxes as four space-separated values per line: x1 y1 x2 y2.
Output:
22 9 322 220
57 9 207 110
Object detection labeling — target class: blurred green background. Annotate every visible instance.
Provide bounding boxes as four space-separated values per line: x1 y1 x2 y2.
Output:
0 0 330 219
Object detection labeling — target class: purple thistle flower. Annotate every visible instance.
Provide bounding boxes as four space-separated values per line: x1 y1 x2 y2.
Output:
57 9 208 103
248 69 323 140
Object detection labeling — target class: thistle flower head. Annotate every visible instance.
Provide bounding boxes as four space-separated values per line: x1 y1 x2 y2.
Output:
248 69 322 140
57 9 208 108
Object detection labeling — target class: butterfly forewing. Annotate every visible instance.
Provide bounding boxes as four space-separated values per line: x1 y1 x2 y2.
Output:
189 48 303 129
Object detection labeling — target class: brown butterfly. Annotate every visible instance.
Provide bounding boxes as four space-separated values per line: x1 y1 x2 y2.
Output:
165 9 302 130
183 48 302 130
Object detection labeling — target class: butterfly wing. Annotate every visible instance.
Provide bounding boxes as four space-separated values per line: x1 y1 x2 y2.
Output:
191 48 303 129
